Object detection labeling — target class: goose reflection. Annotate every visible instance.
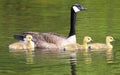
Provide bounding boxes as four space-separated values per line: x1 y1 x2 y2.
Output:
69 51 77 75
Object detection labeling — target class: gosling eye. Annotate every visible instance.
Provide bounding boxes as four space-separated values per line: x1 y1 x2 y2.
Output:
88 38 90 40
28 37 31 39
110 37 113 40
88 38 91 41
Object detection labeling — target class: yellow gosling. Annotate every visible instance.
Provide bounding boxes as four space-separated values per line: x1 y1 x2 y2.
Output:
9 35 35 50
88 36 115 50
78 36 93 52
64 36 93 52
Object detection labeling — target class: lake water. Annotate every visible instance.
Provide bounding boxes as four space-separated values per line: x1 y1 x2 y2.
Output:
0 0 120 75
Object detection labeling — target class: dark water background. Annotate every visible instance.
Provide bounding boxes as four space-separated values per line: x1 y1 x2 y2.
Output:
0 0 120 75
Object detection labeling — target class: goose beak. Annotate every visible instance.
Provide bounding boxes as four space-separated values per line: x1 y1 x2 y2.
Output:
73 4 87 12
79 6 87 10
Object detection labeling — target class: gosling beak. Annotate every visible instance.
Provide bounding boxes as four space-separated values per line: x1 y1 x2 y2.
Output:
90 40 93 42
32 38 37 42
113 39 115 41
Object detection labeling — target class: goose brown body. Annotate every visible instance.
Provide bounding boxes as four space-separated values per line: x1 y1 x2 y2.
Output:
23 32 68 49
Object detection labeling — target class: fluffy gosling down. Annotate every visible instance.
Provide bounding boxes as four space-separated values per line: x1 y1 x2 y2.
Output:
88 36 115 50
64 36 93 52
9 35 35 50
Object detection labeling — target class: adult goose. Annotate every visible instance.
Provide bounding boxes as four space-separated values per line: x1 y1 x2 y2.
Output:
14 4 87 49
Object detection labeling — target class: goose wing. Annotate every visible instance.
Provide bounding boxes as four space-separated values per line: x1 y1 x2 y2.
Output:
23 32 66 42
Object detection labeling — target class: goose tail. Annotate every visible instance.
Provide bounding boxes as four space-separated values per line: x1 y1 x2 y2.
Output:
14 34 25 41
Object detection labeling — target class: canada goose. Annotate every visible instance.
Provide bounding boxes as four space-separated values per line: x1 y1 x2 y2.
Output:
64 36 93 52
88 36 115 50
13 4 87 49
9 35 35 50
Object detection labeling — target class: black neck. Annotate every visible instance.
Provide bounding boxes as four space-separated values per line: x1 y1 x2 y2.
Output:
68 8 76 37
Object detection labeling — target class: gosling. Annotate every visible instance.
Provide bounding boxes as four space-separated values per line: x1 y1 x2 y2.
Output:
64 36 93 52
88 36 115 50
9 34 35 50
78 36 93 52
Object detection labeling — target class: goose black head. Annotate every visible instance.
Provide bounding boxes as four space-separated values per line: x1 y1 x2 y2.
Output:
72 4 87 12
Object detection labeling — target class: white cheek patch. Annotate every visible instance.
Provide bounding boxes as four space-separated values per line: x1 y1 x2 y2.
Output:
73 6 80 12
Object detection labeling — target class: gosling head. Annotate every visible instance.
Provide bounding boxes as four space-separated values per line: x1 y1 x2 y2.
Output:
106 36 115 42
26 35 33 42
72 4 87 12
83 36 93 43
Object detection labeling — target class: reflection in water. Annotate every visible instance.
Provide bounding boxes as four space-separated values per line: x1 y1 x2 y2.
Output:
83 51 92 64
35 48 65 54
25 50 34 64
36 48 78 75
106 49 114 63
69 52 77 75
82 48 114 64
8 48 114 75
9 49 35 64
89 48 114 64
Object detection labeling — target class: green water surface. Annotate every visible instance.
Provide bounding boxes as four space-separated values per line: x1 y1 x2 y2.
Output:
0 0 120 75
